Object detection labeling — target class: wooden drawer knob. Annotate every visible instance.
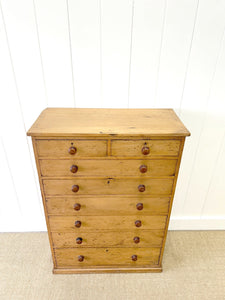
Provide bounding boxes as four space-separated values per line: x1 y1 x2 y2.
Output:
131 255 137 261
72 185 79 193
133 236 140 244
70 165 78 173
78 255 84 262
68 146 77 155
73 203 81 211
139 165 147 173
76 237 83 244
136 203 143 210
135 220 142 227
75 220 82 228
138 184 145 192
142 146 150 155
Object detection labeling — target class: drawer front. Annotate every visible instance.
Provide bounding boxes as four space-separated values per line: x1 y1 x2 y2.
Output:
43 178 174 196
52 230 164 248
111 139 180 157
46 197 170 215
55 247 161 267
36 139 107 157
49 216 167 232
40 159 177 177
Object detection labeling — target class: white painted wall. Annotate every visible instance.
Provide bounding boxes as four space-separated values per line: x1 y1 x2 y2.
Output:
0 0 224 232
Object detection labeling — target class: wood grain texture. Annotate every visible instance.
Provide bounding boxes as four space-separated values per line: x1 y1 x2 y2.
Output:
39 159 177 177
35 139 107 157
52 230 164 248
46 196 170 215
43 178 174 196
49 215 167 232
27 108 190 137
111 139 181 156
55 247 161 267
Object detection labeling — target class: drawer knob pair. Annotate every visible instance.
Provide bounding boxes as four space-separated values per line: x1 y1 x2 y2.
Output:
138 184 145 192
142 146 150 155
68 146 77 155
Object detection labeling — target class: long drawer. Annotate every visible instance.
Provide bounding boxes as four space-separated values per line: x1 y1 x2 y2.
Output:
46 197 170 215
55 247 161 267
40 159 177 177
36 139 107 157
111 139 181 157
52 230 164 248
49 215 167 232
43 178 174 196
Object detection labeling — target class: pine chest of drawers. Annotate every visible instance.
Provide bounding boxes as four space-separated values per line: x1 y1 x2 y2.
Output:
27 108 190 274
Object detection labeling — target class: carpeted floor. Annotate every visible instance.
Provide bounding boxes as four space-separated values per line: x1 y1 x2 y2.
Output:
0 231 224 300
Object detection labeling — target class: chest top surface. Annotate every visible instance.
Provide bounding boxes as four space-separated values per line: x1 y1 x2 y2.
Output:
27 108 190 137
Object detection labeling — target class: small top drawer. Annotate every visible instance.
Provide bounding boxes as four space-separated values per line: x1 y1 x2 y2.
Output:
111 139 181 157
36 139 107 157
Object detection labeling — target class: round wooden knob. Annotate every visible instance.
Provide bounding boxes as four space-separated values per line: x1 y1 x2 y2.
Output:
73 203 81 211
138 184 145 192
68 146 77 155
139 165 147 173
72 185 79 193
136 203 143 210
142 146 150 155
135 220 142 227
131 255 137 261
70 165 78 173
78 255 84 262
133 236 140 244
75 220 82 228
76 237 83 244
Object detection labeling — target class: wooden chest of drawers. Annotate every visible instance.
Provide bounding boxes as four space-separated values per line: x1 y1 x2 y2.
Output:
27 108 190 274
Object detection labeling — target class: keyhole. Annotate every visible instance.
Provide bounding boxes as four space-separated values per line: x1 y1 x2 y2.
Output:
107 180 110 184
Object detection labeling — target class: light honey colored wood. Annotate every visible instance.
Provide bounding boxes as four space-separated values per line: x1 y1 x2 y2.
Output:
52 230 164 248
54 247 161 267
111 139 181 157
27 108 190 137
43 178 174 196
45 196 170 215
39 159 177 177
36 139 107 157
27 108 190 274
49 215 167 232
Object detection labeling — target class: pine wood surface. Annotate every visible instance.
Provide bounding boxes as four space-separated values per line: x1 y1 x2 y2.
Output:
27 108 190 273
27 108 190 137
49 215 167 232
54 247 161 267
52 230 164 248
45 196 170 215
39 158 177 177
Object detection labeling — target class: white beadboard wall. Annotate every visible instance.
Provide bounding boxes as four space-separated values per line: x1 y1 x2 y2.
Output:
0 0 224 232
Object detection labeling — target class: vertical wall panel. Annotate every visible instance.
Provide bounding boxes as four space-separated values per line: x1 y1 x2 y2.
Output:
0 5 45 231
101 0 133 107
68 0 101 108
34 0 74 107
172 0 225 216
1 0 47 131
155 0 198 111
129 0 165 108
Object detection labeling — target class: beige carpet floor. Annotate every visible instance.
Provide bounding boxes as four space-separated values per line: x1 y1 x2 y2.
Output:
0 231 225 300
